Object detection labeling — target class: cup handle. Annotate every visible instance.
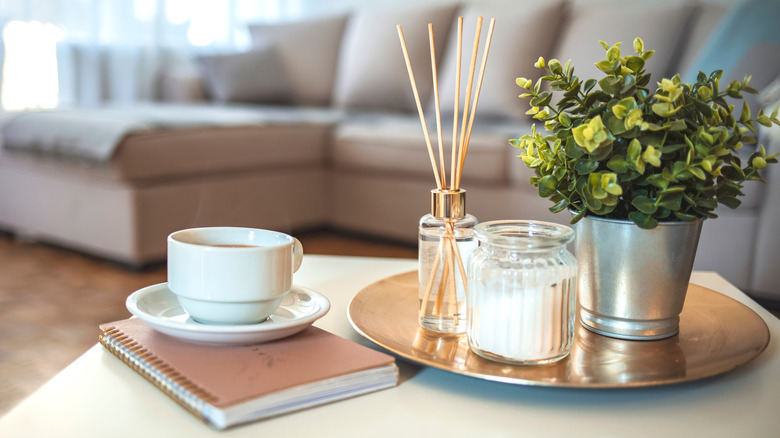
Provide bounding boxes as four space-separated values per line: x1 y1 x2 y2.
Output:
292 238 304 273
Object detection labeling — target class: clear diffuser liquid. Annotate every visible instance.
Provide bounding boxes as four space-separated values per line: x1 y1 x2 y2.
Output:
418 215 477 334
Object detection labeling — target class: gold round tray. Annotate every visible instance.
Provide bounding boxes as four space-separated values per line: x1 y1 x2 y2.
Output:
347 271 770 388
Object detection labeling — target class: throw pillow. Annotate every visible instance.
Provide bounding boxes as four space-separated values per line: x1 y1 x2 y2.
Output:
196 46 293 104
333 3 459 113
760 75 780 146
552 0 695 85
249 14 349 106
433 1 566 121
674 2 729 80
721 42 780 113
682 0 780 84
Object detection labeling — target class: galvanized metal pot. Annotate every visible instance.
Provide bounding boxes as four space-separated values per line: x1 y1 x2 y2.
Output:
573 215 703 341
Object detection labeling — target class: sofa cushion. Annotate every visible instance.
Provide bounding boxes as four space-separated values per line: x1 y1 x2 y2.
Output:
332 113 519 185
434 1 566 121
112 124 331 182
333 4 458 113
552 0 695 85
249 14 349 106
196 47 293 104
115 106 341 181
1 104 338 162
1 105 341 183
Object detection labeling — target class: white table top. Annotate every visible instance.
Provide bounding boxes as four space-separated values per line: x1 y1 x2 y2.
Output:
1 255 778 438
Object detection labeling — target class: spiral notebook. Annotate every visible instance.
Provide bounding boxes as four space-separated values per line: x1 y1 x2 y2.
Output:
98 318 398 429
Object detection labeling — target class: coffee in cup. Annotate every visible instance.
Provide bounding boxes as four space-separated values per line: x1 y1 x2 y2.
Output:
167 227 304 325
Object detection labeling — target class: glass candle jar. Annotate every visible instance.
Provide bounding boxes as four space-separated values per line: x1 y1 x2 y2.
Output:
418 189 477 334
467 220 577 365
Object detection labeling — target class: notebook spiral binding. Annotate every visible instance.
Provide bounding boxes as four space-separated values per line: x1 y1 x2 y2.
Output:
99 327 219 421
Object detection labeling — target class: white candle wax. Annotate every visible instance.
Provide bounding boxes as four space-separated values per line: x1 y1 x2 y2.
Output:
469 264 574 363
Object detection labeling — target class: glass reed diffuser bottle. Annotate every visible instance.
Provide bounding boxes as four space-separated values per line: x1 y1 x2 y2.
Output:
418 189 477 333
396 16 495 334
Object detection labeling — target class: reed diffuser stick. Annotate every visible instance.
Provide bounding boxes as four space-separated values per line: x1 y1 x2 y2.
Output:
456 18 496 190
429 23 447 188
450 17 463 190
434 249 451 315
419 247 442 319
445 236 459 319
447 224 469 284
397 25 443 190
454 16 483 190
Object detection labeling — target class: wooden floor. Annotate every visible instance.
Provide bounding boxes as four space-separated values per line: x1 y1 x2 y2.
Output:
0 230 416 416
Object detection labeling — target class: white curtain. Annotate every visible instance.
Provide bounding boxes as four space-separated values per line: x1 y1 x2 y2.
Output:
0 0 307 110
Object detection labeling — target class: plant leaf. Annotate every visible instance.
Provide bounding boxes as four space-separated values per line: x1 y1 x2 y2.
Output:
689 167 707 180
657 193 682 211
652 102 679 117
696 198 718 210
583 79 597 93
647 174 669 189
718 196 742 209
627 138 641 161
626 56 645 73
538 175 557 197
690 96 714 117
569 208 587 224
673 211 698 221
550 197 570 213
575 158 599 175
632 195 657 214
740 101 751 122
564 136 585 159
607 155 628 173
628 211 658 229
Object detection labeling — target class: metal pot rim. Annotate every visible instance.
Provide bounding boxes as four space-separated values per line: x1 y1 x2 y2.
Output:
572 211 704 227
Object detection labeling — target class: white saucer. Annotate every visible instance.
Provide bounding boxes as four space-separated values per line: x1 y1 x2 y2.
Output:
126 283 330 345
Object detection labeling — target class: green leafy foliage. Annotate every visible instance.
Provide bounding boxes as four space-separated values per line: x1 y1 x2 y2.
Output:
511 38 780 229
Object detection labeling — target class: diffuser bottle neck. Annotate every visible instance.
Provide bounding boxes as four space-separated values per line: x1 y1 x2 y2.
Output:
431 189 467 219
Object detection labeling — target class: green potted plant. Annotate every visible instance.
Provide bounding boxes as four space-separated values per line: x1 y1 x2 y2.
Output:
510 38 779 340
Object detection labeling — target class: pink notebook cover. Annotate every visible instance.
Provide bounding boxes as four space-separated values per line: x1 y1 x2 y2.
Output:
99 318 396 409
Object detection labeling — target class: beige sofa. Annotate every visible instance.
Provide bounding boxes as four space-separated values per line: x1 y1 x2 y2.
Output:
1 0 779 300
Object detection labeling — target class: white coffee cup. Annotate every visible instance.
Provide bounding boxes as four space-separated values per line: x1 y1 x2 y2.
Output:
167 227 304 325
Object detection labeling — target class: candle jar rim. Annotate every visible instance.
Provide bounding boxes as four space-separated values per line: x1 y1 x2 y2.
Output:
474 220 574 250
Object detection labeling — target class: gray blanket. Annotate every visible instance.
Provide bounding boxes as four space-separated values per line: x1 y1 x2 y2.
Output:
1 104 343 162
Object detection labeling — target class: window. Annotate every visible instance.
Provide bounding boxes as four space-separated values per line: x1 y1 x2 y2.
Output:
1 20 63 110
0 0 304 110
